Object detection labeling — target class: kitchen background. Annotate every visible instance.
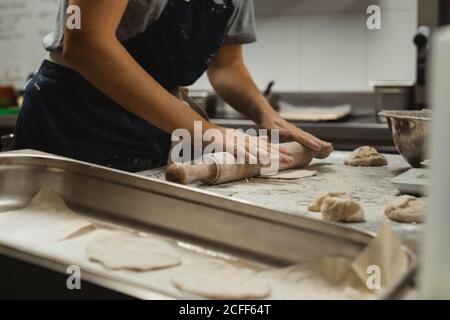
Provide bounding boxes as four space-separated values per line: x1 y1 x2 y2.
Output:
0 0 418 92
1 0 441 153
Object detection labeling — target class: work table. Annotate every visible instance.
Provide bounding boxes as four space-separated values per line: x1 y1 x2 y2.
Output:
143 151 423 251
5 149 424 250
0 149 419 299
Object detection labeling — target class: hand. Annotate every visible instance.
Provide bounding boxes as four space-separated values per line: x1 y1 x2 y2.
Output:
216 127 294 165
259 114 334 159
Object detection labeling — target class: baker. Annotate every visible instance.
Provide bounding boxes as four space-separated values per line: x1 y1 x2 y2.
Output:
14 0 333 172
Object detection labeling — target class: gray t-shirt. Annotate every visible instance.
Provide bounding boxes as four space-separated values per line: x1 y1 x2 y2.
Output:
43 0 257 51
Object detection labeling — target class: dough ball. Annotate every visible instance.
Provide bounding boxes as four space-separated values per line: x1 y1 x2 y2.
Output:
172 261 270 300
385 196 426 224
308 192 350 212
344 146 388 167
87 234 181 271
321 197 365 223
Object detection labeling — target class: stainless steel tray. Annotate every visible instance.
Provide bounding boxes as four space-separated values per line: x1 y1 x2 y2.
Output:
0 151 416 299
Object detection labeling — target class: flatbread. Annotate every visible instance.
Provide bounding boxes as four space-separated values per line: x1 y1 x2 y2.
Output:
257 257 371 300
259 170 317 180
0 188 94 246
87 234 181 271
172 261 270 299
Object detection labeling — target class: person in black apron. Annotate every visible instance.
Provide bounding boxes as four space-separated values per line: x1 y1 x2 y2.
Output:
15 0 333 172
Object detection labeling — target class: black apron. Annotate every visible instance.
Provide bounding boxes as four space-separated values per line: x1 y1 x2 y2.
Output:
14 0 235 172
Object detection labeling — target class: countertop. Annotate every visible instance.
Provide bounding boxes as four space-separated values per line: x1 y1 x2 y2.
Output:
142 151 423 251
0 149 422 299
6 149 423 249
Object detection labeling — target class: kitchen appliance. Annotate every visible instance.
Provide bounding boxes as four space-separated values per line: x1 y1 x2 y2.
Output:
185 90 217 119
414 26 430 109
372 81 415 123
1 134 15 152
263 81 281 111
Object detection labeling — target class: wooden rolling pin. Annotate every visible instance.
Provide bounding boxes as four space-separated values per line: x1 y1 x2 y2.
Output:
166 142 316 185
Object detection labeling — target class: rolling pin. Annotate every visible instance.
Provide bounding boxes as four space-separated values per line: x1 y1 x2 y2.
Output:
166 142 316 185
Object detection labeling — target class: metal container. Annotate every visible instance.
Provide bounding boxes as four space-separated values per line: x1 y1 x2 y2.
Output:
371 81 415 123
379 109 431 168
1 134 15 152
186 90 218 119
0 152 416 299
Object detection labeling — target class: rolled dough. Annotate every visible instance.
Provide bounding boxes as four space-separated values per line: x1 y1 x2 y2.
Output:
259 170 317 180
0 188 94 246
344 146 388 167
257 257 370 300
87 234 181 271
385 195 426 224
172 261 270 299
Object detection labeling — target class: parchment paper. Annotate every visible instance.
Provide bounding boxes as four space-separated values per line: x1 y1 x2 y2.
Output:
0 188 94 247
351 220 409 289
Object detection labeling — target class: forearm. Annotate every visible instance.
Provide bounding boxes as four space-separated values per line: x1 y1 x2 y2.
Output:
64 37 214 137
208 61 277 125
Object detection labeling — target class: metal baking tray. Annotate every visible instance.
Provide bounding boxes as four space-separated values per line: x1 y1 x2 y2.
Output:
0 151 416 299
391 168 428 196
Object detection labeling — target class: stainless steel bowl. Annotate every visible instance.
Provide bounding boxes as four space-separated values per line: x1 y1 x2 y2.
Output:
379 109 431 168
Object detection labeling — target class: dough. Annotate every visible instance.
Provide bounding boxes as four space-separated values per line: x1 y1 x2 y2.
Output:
87 234 181 271
308 192 350 212
344 146 388 167
172 261 270 299
0 188 94 246
308 192 365 223
256 257 370 300
321 197 365 223
385 195 426 223
259 170 317 180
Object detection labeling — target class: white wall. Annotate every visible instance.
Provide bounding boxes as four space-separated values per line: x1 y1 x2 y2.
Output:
193 0 419 92
0 0 418 93
0 0 59 88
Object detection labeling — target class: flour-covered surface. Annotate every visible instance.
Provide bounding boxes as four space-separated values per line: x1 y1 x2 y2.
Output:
140 152 424 246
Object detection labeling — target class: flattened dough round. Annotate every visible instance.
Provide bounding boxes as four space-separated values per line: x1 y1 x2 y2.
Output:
321 197 365 223
259 170 317 180
344 146 388 167
87 234 181 271
385 196 426 223
172 261 270 299
308 192 350 212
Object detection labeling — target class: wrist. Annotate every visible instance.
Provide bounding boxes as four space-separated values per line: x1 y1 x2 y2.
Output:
256 109 279 126
251 97 279 125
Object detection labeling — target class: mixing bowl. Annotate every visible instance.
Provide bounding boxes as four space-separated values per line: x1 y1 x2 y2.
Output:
379 109 431 168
